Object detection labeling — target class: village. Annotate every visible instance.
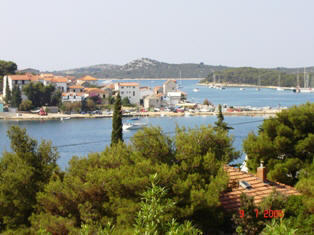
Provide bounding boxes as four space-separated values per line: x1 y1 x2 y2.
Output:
0 73 283 120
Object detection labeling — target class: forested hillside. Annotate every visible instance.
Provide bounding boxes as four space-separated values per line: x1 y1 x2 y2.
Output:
201 67 313 87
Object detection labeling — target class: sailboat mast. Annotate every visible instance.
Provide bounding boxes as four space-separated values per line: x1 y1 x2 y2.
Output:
297 70 300 88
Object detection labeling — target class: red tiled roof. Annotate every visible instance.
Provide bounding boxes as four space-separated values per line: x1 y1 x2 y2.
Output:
62 92 85 97
9 74 33 81
79 75 98 81
69 85 84 89
220 165 300 211
118 82 139 87
51 77 68 83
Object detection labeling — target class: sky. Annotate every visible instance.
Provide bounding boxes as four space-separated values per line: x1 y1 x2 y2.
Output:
0 0 314 71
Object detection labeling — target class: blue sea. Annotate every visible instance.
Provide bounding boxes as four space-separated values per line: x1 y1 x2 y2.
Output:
1 80 313 169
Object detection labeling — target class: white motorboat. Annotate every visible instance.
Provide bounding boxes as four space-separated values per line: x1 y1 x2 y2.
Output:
276 87 284 91
123 122 147 130
193 88 199 92
123 118 147 130
240 88 245 91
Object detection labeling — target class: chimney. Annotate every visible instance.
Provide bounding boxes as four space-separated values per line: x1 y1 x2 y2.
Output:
256 161 266 182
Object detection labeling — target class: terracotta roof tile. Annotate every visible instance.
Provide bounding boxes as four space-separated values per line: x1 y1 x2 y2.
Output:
118 82 139 87
69 85 84 89
220 165 300 211
79 75 98 81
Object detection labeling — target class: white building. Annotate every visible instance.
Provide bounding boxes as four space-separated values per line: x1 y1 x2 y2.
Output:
114 82 140 104
144 94 162 109
167 91 184 106
3 74 35 100
62 92 87 103
140 86 154 99
45 77 68 92
163 80 177 96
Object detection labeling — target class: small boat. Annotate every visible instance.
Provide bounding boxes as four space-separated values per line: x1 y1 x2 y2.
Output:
240 88 245 91
276 87 284 91
256 88 260 91
193 88 199 92
184 112 191 116
123 122 147 130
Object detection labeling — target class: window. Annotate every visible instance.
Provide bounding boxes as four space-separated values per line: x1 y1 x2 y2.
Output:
121 91 124 94
15 81 18 84
133 91 135 96
22 80 25 84
133 86 135 88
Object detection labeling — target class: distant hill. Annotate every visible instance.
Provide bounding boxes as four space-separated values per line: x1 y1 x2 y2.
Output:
52 58 228 78
48 58 314 87
18 68 40 74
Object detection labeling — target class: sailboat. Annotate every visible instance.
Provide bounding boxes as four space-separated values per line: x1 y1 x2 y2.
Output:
276 73 284 91
177 70 183 89
256 75 261 91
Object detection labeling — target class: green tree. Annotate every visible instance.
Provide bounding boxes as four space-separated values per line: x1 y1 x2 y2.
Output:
111 93 123 145
134 174 202 235
121 97 131 106
215 104 233 131
203 99 210 106
11 86 22 108
0 60 17 91
4 78 11 104
0 126 58 231
19 99 33 111
86 98 96 111
51 90 62 107
243 103 314 186
31 125 238 233
23 82 55 107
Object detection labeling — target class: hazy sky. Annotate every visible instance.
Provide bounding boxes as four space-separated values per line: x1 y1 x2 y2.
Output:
1 0 314 71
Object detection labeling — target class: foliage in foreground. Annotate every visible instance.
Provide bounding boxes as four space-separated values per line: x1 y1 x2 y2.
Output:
30 125 237 233
0 126 59 231
243 102 314 186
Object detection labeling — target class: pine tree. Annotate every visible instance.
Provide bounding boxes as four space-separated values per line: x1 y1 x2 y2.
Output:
111 93 123 145
215 104 233 131
11 85 22 108
4 78 11 104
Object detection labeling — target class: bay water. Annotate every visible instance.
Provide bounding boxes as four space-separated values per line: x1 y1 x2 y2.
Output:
1 80 313 169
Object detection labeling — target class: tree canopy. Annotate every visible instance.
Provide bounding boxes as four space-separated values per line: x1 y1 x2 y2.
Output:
243 102 314 186
0 126 59 231
23 82 56 107
111 93 123 145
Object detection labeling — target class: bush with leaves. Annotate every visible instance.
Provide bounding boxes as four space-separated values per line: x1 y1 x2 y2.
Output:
262 219 297 235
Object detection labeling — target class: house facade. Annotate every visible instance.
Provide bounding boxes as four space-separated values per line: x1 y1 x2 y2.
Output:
69 85 84 93
140 86 154 99
3 74 35 100
144 95 162 109
167 91 183 106
62 92 86 103
163 80 177 96
114 82 140 104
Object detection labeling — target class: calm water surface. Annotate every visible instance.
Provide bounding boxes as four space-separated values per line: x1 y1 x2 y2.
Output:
1 80 313 169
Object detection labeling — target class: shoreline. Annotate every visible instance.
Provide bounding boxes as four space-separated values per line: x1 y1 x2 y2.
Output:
98 78 201 81
197 82 296 89
0 110 280 121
